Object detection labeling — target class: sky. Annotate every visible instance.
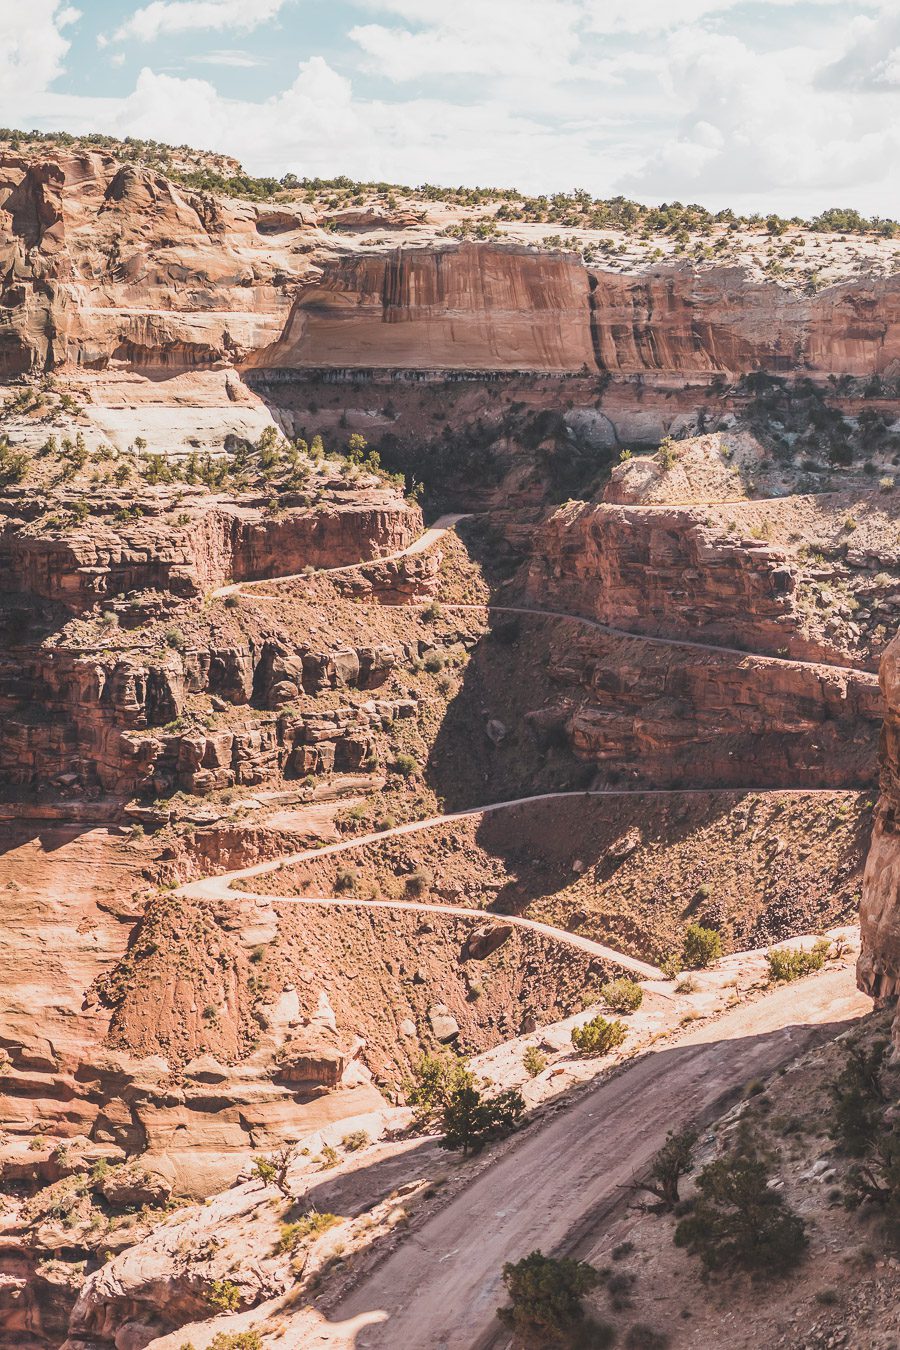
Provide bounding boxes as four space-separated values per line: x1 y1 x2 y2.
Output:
2 1 900 216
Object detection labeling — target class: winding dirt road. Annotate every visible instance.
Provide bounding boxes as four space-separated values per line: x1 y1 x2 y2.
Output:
173 512 877 1348
213 512 470 598
310 966 869 1349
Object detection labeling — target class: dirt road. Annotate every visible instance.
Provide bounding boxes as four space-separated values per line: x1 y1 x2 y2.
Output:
213 512 469 598
309 967 869 1349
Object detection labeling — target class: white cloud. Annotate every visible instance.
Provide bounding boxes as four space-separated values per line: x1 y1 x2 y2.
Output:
350 0 584 83
817 12 900 91
582 0 852 35
0 1 79 96
114 0 289 43
4 0 900 217
188 48 266 67
621 25 900 211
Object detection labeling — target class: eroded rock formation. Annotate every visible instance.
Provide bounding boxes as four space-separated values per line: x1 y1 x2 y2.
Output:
859 636 900 1044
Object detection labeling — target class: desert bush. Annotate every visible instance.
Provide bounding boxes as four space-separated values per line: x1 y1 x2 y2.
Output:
766 938 829 983
633 1128 697 1210
681 923 722 969
626 1326 670 1349
341 1130 370 1152
497 1250 608 1347
674 1151 807 1277
334 866 357 894
523 1045 548 1078
600 978 644 1014
208 1335 263 1350
393 752 418 778
404 1052 471 1128
404 869 429 897
571 1015 627 1056
830 1039 888 1156
440 1080 524 1156
207 1279 242 1312
276 1210 340 1252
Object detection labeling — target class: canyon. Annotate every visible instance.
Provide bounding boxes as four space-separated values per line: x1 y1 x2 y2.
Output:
0 137 898 1350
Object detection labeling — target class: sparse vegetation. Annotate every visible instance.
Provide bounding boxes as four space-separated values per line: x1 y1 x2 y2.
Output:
632 1128 697 1210
571 1015 627 1057
765 938 830 983
681 923 722 970
674 1147 807 1277
497 1250 609 1348
600 978 644 1014
523 1045 548 1078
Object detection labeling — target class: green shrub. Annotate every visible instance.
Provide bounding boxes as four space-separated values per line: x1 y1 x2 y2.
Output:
207 1278 242 1312
497 1250 608 1346
341 1130 370 1152
164 626 186 652
276 1210 340 1252
208 1335 263 1350
681 923 722 969
626 1326 670 1350
571 1015 627 1056
634 1128 697 1210
334 866 357 894
766 939 829 983
393 752 418 778
523 1046 548 1078
251 1156 277 1184
674 1152 807 1277
600 978 644 1014
404 1052 470 1129
830 1039 888 1156
404 869 429 897
440 1080 524 1157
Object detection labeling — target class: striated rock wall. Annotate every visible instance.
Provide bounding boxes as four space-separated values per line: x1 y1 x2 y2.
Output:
247 245 900 381
0 150 298 377
523 501 810 658
589 269 900 379
537 622 882 789
858 637 900 1040
0 640 415 798
0 492 421 611
3 147 900 399
243 242 597 374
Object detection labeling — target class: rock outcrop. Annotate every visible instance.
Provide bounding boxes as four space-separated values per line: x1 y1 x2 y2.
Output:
858 636 900 1044
0 488 420 611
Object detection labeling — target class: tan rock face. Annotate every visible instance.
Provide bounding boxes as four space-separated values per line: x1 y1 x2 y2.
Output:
524 501 805 658
0 149 299 377
858 637 900 1040
244 241 599 374
0 490 420 610
589 268 900 379
543 623 882 790
245 243 900 382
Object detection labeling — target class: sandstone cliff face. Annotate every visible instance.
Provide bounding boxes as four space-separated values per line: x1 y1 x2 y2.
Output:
589 269 900 379
246 244 900 382
544 623 882 790
244 242 598 374
0 491 420 610
0 150 300 377
0 642 415 797
524 501 804 657
858 636 900 1040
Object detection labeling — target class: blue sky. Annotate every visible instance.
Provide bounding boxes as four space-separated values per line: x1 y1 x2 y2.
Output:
2 1 900 214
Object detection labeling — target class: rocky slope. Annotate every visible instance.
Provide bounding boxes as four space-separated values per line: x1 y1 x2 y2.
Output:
0 138 899 1348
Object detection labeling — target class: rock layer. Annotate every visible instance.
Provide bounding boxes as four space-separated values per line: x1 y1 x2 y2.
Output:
858 637 900 1042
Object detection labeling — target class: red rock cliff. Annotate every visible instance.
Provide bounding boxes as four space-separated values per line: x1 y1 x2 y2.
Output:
244 243 598 374
859 636 900 1043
